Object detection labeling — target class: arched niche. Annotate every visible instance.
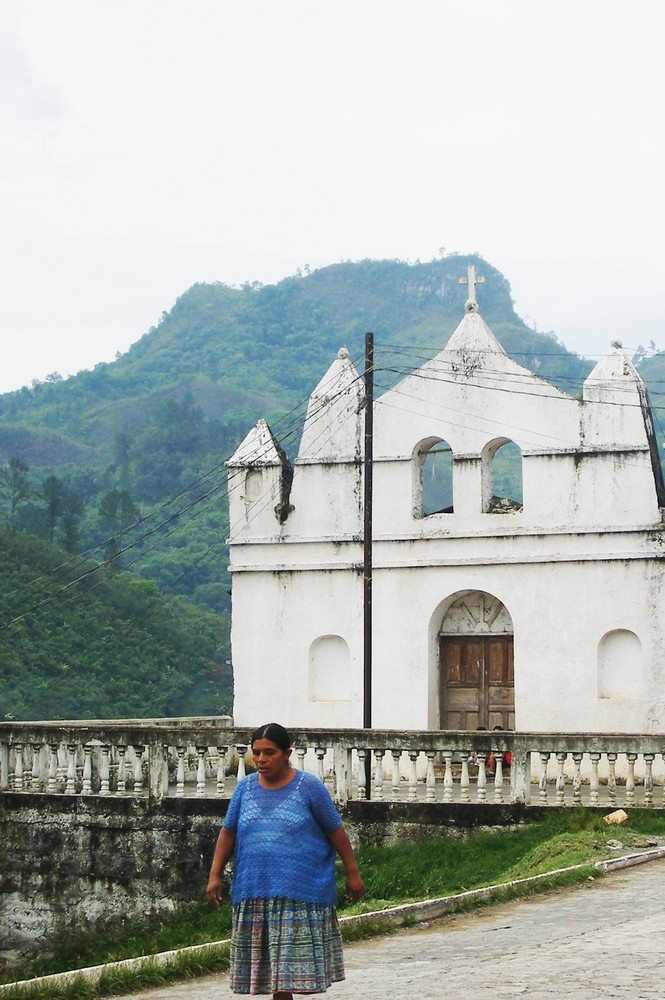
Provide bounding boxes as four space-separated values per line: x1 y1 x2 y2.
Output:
243 468 263 503
309 635 351 702
598 629 642 700
412 437 454 517
481 438 523 513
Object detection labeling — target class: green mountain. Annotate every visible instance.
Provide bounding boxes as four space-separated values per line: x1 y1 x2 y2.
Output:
4 253 657 720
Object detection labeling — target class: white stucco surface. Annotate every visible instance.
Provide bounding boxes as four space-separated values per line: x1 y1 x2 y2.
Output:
226 301 665 735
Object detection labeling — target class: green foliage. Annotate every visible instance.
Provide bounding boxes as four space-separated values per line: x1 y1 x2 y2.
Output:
337 808 654 911
0 256 594 604
0 458 31 530
0 527 231 720
0 255 613 720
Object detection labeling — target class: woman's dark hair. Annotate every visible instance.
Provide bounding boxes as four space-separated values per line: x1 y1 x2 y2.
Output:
250 722 292 752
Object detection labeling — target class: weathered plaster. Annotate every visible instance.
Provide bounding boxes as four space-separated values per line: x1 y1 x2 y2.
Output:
226 304 665 735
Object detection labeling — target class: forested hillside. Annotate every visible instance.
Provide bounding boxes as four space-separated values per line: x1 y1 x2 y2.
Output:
0 255 594 606
0 528 231 720
2 253 661 720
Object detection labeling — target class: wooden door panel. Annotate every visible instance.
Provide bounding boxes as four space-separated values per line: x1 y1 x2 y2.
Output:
440 635 514 731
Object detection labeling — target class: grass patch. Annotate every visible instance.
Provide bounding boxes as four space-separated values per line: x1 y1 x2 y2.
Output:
2 809 663 997
336 808 651 915
0 903 233 987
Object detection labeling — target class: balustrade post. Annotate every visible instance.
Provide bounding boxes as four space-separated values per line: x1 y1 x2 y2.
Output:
148 744 168 800
295 747 307 772
116 745 127 796
48 742 59 794
510 747 531 805
314 747 326 784
538 752 550 805
0 741 8 791
644 753 654 808
38 741 50 788
374 749 385 801
572 752 583 806
356 748 367 801
333 746 352 806
477 755 487 802
100 745 111 796
56 745 67 792
175 746 186 797
82 745 93 795
494 753 505 804
65 744 77 795
390 749 401 802
13 743 24 791
555 752 567 805
425 750 436 802
31 743 43 792
195 746 208 798
132 744 145 796
216 746 228 797
236 745 247 781
442 750 453 803
606 753 617 806
407 750 419 802
626 753 637 807
460 752 470 803
589 753 601 807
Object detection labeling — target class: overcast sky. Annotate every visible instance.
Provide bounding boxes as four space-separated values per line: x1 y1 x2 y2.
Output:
2 0 664 392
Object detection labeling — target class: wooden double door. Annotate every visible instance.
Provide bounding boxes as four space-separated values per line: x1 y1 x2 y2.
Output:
439 635 514 731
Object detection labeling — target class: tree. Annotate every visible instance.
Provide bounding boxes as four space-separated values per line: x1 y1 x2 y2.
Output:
61 490 84 553
42 475 66 543
0 458 31 531
97 488 141 569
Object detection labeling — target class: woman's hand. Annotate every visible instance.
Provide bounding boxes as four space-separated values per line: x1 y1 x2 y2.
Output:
206 875 223 908
328 824 365 904
345 871 365 903
206 828 235 908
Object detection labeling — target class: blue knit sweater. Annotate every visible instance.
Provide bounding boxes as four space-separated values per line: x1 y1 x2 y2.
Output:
222 770 342 906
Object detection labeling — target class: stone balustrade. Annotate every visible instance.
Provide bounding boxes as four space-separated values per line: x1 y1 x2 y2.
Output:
2 720 665 808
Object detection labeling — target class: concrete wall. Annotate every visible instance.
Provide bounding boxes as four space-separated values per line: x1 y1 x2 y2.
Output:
0 794 226 967
0 792 543 969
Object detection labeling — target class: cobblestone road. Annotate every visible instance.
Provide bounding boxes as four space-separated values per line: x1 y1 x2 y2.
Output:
112 859 665 999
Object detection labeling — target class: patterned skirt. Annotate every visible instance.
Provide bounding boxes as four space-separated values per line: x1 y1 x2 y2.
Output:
230 897 345 995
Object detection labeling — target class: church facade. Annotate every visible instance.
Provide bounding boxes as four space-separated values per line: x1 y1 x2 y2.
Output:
226 276 665 734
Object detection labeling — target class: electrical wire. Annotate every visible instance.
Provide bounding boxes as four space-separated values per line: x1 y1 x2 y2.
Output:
3 341 664 630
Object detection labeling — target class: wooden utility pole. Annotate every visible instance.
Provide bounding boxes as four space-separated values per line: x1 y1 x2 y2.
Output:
363 332 374 797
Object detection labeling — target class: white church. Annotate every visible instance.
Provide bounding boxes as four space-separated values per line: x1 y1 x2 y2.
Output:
226 268 665 735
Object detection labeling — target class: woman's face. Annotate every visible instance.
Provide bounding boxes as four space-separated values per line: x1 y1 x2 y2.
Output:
252 738 292 782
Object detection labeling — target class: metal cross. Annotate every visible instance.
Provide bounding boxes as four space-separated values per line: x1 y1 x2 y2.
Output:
459 264 484 313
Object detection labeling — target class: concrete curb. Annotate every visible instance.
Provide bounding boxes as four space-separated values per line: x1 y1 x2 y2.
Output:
2 847 664 996
0 939 231 996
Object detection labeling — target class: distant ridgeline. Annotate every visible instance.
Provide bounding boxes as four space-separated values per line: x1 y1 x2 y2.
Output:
0 254 662 719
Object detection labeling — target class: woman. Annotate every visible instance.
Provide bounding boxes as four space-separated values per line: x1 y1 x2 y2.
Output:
206 723 365 998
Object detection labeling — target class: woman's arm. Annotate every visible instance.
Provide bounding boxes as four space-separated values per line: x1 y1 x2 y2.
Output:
206 827 236 907
327 824 365 901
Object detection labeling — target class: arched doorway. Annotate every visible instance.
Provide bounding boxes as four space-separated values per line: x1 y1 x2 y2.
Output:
438 591 514 730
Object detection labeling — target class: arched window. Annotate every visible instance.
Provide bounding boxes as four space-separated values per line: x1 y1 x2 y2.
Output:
482 438 523 513
598 629 642 699
413 437 454 517
309 635 351 702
